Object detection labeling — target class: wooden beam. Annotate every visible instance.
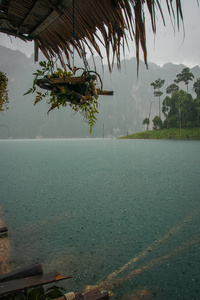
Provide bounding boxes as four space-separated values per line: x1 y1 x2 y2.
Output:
7 0 18 17
30 10 59 38
30 0 73 38
0 28 33 41
18 0 42 33
0 262 43 283
34 39 39 62
97 89 114 96
18 0 65 33
0 272 71 297
44 0 65 15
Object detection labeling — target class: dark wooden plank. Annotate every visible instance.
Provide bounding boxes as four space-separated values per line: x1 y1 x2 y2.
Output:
18 1 43 32
0 262 43 283
30 10 59 38
0 227 7 234
34 38 39 62
0 272 71 297
0 28 33 41
48 75 97 84
44 0 65 15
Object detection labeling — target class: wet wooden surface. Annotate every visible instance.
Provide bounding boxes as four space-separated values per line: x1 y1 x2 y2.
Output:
0 272 71 297
0 227 8 234
0 262 43 283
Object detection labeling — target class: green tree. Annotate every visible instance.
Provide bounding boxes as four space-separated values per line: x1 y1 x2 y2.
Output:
151 78 165 118
176 90 190 127
193 78 200 97
152 116 162 130
0 71 9 111
194 97 200 126
166 83 179 96
162 96 172 127
162 91 182 128
142 117 150 130
174 67 194 93
162 90 198 128
193 78 200 126
0 71 10 137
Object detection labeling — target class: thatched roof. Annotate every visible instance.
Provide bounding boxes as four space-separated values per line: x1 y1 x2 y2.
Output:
0 0 185 71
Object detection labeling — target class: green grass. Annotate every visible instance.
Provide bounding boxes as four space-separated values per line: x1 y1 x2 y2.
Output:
119 128 200 140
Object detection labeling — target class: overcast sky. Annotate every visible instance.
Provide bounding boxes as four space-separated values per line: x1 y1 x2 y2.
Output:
0 0 199 68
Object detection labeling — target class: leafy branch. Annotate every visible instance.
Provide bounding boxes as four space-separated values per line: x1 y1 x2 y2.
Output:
0 71 9 112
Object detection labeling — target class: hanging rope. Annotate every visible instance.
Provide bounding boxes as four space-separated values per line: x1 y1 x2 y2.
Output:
72 0 75 69
72 0 91 74
46 0 91 76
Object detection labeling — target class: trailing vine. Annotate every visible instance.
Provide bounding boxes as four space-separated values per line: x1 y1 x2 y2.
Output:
0 71 9 112
24 61 100 133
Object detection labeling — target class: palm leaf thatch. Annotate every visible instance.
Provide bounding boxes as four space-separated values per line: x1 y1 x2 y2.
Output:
0 0 191 71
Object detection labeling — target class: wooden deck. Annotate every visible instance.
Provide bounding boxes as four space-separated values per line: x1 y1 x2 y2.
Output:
0 272 71 297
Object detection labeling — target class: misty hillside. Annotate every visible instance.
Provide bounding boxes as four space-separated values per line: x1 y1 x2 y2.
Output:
0 45 200 139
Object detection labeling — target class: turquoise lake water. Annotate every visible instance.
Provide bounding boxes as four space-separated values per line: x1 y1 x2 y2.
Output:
0 138 200 299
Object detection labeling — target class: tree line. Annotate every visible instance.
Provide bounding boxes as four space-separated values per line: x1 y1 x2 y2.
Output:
143 67 200 130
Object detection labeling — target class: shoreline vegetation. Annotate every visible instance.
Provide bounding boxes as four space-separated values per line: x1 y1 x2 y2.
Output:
119 128 200 140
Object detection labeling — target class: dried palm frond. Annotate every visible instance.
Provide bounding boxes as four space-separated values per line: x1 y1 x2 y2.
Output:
35 0 186 70
0 0 192 71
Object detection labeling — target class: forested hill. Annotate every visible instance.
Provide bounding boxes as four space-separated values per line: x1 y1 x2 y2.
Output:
0 45 200 139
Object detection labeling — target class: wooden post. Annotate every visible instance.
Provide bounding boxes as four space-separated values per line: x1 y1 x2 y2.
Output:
34 39 39 62
97 89 114 96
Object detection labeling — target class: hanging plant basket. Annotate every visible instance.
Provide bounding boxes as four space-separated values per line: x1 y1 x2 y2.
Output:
24 61 113 133
37 72 100 105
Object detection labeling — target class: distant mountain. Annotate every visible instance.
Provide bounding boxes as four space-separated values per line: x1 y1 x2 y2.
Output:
0 45 200 139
